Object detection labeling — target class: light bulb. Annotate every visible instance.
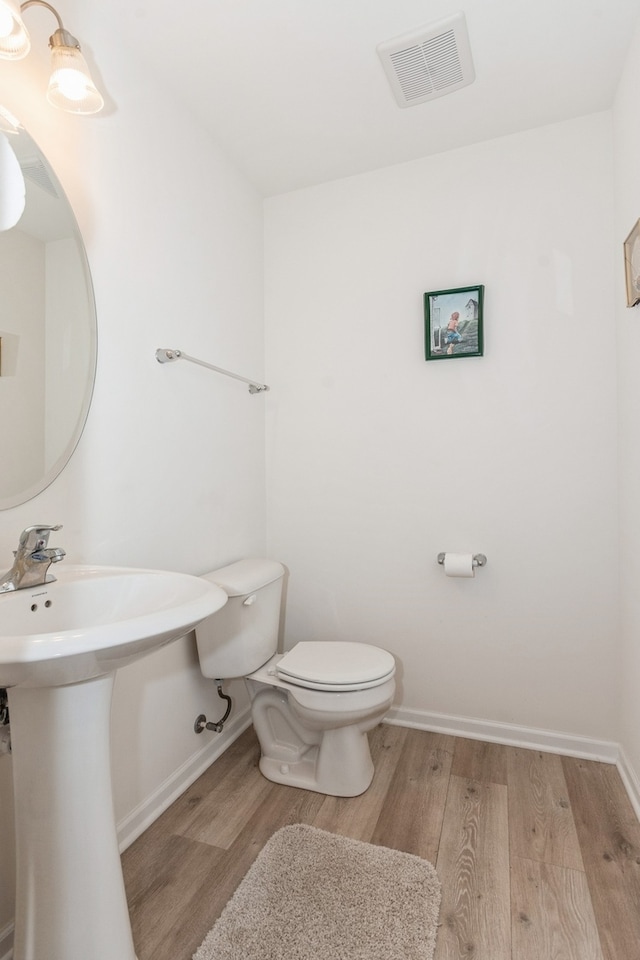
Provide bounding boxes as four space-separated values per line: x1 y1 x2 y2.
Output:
0 5 15 37
0 0 30 58
50 66 90 101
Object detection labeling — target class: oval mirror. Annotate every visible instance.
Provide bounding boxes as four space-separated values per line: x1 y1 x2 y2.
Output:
0 110 97 509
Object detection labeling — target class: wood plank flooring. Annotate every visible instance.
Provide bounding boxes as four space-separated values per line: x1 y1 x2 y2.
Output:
121 725 640 960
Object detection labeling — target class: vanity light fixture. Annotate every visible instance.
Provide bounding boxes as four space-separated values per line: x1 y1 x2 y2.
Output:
0 0 103 114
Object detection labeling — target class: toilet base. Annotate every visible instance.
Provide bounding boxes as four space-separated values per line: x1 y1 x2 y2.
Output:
257 732 374 797
259 747 319 792
249 686 381 797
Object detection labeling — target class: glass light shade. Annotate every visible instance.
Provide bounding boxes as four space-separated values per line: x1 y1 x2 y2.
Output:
0 0 30 59
46 44 104 115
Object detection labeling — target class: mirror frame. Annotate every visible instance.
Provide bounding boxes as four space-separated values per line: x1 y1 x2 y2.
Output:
0 115 97 510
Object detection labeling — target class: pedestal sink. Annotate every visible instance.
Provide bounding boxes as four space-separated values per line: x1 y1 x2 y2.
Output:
0 564 228 960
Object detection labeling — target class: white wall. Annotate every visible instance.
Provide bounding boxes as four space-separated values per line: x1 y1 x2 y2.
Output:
613 18 640 791
0 9 265 938
265 113 619 742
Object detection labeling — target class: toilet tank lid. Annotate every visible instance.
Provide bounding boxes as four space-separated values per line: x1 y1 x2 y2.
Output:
202 559 285 597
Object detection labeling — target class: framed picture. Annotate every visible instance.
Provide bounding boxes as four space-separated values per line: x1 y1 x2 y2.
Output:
425 285 484 360
624 219 640 307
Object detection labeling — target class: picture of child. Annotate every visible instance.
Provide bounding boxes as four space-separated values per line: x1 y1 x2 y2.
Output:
424 285 484 360
445 311 462 354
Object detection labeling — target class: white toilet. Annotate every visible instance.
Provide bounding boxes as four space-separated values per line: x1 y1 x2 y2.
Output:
195 559 396 797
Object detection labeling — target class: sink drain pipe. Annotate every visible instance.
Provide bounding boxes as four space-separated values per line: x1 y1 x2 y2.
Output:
194 682 232 734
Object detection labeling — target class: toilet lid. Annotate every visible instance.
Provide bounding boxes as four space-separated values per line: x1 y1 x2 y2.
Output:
276 641 395 691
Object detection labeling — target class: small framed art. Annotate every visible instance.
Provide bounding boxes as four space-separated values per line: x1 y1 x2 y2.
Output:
424 284 484 360
623 219 640 308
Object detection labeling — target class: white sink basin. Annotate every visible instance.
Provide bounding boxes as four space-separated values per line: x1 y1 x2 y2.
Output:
0 563 228 687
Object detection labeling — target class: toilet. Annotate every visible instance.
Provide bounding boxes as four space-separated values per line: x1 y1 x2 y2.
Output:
195 559 396 797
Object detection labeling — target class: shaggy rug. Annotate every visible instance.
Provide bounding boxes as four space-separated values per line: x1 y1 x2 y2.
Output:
193 823 441 960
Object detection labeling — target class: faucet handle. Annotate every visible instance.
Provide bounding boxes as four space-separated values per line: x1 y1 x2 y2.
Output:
18 524 63 550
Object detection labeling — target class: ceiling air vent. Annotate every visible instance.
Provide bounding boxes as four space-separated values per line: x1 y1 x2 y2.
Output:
377 12 475 108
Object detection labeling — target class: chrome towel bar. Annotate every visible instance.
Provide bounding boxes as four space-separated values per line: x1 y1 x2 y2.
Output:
155 348 269 394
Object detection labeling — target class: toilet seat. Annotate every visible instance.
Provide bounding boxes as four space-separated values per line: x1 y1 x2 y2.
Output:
275 641 395 692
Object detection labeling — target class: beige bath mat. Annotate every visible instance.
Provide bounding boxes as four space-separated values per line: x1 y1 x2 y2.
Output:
193 823 441 960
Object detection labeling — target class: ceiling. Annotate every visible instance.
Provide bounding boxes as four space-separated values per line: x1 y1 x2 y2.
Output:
103 0 640 196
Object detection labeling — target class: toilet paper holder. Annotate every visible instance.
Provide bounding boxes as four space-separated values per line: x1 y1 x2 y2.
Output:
437 553 487 567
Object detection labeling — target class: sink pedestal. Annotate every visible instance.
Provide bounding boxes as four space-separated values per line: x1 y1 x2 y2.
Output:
9 676 137 960
0 562 228 958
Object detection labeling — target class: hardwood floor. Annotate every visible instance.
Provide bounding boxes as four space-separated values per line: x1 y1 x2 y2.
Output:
121 724 640 960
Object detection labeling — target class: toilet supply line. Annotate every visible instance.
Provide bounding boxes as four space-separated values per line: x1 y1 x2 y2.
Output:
194 682 233 734
155 348 269 394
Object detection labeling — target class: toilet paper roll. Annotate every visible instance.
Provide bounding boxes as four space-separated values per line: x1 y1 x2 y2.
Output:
443 553 475 578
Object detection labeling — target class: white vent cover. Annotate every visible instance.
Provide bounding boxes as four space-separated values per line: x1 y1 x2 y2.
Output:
21 155 59 197
377 12 475 108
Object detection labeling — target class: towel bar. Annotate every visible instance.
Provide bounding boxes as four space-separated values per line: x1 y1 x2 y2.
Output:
155 348 269 394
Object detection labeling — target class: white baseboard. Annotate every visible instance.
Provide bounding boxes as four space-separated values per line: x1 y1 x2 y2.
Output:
0 921 13 960
385 708 640 823
385 705 619 763
116 701 635 856
116 705 252 851
615 745 640 822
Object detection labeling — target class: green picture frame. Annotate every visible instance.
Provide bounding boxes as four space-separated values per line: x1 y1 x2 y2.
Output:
424 284 484 360
623 219 640 307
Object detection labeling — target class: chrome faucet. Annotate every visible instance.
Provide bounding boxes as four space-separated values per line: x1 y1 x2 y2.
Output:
0 524 66 593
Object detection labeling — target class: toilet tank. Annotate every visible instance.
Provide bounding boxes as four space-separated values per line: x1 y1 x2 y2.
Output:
195 559 285 680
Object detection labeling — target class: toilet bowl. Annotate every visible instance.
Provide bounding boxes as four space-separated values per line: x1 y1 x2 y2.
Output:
194 560 396 797
247 643 395 795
